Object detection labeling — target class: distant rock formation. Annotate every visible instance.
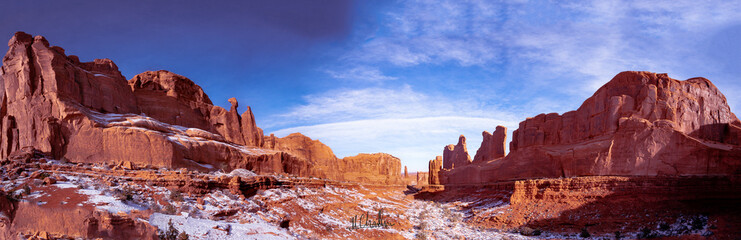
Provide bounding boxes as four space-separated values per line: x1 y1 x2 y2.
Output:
442 71 741 184
442 135 471 169
340 153 402 185
428 156 442 185
265 132 339 178
0 32 400 185
473 126 507 163
416 172 429 186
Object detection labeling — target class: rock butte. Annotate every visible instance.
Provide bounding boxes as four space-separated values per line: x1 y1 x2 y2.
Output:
0 32 401 185
429 71 741 185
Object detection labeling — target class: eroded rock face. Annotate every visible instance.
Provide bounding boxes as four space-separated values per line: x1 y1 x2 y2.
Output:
266 133 402 184
128 70 213 131
0 32 399 184
416 172 429 186
128 71 264 147
442 135 471 169
267 133 339 179
0 33 139 160
443 71 741 184
340 153 402 185
428 156 442 185
473 126 507 163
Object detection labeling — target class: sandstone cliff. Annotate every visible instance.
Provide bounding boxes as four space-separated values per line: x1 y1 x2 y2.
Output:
442 135 471 169
443 71 741 184
340 153 402 185
128 71 264 147
0 32 400 185
472 126 507 163
428 156 442 185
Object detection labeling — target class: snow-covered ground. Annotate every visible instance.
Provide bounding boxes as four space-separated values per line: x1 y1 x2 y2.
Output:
0 160 720 239
149 213 294 240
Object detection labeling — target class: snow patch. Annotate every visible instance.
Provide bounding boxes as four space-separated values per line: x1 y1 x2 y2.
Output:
78 188 147 214
149 213 295 240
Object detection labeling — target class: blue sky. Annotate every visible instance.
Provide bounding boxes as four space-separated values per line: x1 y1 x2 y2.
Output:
2 1 740 171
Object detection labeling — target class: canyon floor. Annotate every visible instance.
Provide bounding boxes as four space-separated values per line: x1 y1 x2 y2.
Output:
2 156 736 239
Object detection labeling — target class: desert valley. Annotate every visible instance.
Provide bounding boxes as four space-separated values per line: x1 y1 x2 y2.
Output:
0 31 738 240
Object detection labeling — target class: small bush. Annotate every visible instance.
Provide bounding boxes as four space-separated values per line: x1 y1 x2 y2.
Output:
169 190 184 202
658 222 670 231
690 216 707 230
5 192 21 202
158 219 187 240
115 187 135 201
415 232 427 240
579 227 591 238
614 231 622 239
637 227 655 239
163 204 177 215
416 221 427 230
520 227 537 236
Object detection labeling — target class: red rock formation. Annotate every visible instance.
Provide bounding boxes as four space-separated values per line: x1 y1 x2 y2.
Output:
128 71 264 147
442 135 472 169
442 71 741 184
420 175 741 236
0 33 138 159
241 106 264 147
267 133 339 179
428 156 442 185
415 172 429 186
128 70 212 131
473 126 507 163
339 153 402 184
0 32 400 185
266 133 402 184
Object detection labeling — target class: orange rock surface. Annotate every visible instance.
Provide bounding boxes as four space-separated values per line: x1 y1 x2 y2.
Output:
428 156 442 185
472 126 507 163
442 135 472 169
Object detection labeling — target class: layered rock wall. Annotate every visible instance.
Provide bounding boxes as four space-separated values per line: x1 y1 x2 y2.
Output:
443 71 741 184
428 156 442 185
472 126 507 163
0 32 401 185
442 135 471 169
339 153 402 185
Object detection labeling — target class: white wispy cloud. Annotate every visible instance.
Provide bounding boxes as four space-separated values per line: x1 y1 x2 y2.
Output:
325 66 397 83
266 85 518 171
341 0 504 67
273 85 517 126
272 116 517 172
268 0 741 171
